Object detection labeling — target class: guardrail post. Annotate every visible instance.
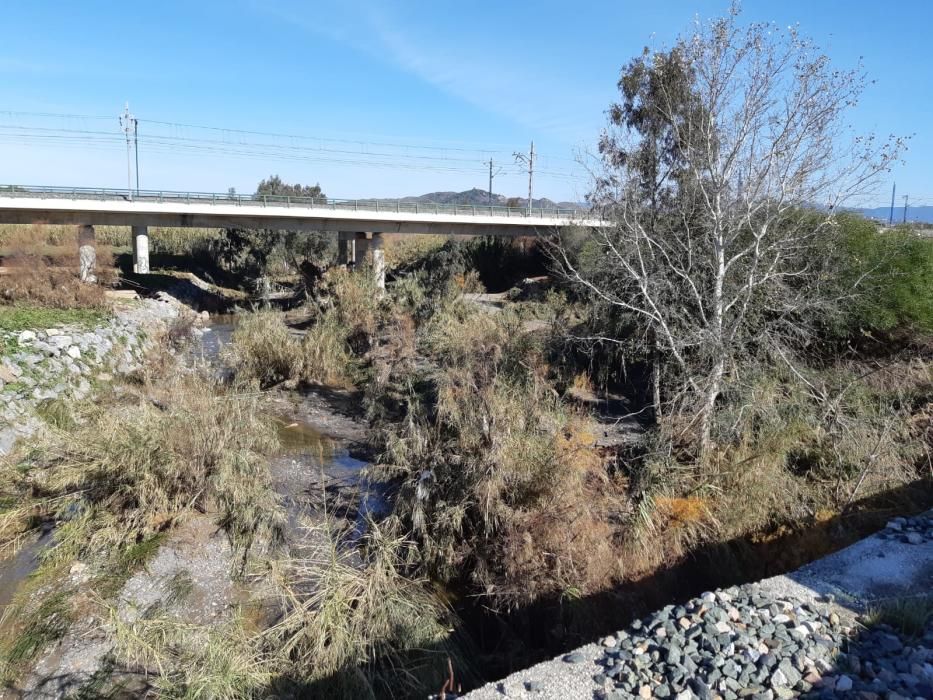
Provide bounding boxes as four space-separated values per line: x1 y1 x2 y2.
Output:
287 196 290 208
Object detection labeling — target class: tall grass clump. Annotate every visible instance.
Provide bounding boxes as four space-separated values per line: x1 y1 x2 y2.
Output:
228 310 298 387
381 233 449 271
317 266 382 349
298 311 357 387
862 595 933 639
108 519 471 699
229 269 385 389
263 519 473 699
0 225 116 309
0 372 285 571
373 303 618 608
228 308 359 389
615 354 932 577
111 613 272 699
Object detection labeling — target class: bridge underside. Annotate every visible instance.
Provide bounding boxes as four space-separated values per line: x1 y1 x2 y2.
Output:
0 210 551 237
0 207 560 238
0 195 597 289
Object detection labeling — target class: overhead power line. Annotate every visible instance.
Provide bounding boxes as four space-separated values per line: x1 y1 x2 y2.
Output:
0 110 591 185
0 131 588 182
0 108 579 161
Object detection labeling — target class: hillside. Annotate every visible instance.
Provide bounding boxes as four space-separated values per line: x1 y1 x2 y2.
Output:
855 205 933 224
386 187 585 211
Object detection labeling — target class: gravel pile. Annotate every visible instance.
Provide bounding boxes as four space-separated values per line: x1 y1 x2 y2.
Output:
589 584 933 700
877 515 933 546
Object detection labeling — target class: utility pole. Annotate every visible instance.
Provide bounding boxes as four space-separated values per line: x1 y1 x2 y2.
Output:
488 158 493 205
903 194 909 224
889 182 896 226
513 141 535 213
120 103 136 200
485 158 502 205
134 118 139 195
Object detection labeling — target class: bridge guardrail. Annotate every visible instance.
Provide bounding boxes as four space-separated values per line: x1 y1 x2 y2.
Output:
0 185 584 220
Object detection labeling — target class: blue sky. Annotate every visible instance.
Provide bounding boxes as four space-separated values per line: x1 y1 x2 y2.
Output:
0 0 929 207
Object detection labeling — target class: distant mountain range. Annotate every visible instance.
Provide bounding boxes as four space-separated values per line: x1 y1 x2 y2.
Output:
853 205 933 224
392 189 932 223
387 188 585 211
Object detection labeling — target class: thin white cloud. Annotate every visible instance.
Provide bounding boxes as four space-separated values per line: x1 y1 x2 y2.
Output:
0 58 55 74
255 0 606 145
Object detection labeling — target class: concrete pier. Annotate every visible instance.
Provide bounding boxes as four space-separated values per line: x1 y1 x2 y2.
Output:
77 224 96 283
354 232 369 266
132 225 149 274
338 231 356 266
370 232 385 290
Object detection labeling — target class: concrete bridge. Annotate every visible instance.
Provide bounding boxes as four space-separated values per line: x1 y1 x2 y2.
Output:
0 185 600 287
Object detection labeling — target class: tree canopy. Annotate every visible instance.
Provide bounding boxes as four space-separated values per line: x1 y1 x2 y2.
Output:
557 6 905 459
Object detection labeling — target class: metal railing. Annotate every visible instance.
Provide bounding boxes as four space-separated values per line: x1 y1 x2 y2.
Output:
0 184 584 220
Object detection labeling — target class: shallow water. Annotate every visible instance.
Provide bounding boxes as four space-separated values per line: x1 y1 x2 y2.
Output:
194 316 236 366
198 317 385 543
0 529 52 634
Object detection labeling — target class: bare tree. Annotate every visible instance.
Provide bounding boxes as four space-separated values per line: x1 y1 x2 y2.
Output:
557 7 905 461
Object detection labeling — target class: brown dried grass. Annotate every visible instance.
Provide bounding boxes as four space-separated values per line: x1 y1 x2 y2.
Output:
0 225 116 309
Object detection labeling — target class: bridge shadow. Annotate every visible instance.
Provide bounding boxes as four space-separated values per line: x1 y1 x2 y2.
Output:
455 478 933 685
6 481 928 699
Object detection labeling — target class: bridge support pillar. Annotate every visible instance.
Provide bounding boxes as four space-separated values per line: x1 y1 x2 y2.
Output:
132 225 150 274
370 232 385 291
354 232 369 266
77 225 96 284
338 231 356 266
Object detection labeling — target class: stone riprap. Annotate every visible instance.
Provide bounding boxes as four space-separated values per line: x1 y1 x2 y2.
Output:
0 296 180 456
592 586 932 699
465 512 933 700
877 515 933 546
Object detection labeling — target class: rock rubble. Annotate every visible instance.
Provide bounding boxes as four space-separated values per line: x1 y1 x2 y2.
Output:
0 297 180 456
877 516 933 546
591 584 932 700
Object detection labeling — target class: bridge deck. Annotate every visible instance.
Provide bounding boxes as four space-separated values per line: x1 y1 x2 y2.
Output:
0 186 600 236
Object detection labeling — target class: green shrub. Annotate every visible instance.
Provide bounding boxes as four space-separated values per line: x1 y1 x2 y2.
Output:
834 215 933 334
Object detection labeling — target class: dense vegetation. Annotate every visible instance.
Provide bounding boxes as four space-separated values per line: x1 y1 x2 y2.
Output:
0 7 931 699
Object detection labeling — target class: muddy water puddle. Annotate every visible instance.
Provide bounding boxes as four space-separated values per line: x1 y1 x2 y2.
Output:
273 416 386 547
0 529 52 639
198 316 385 545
